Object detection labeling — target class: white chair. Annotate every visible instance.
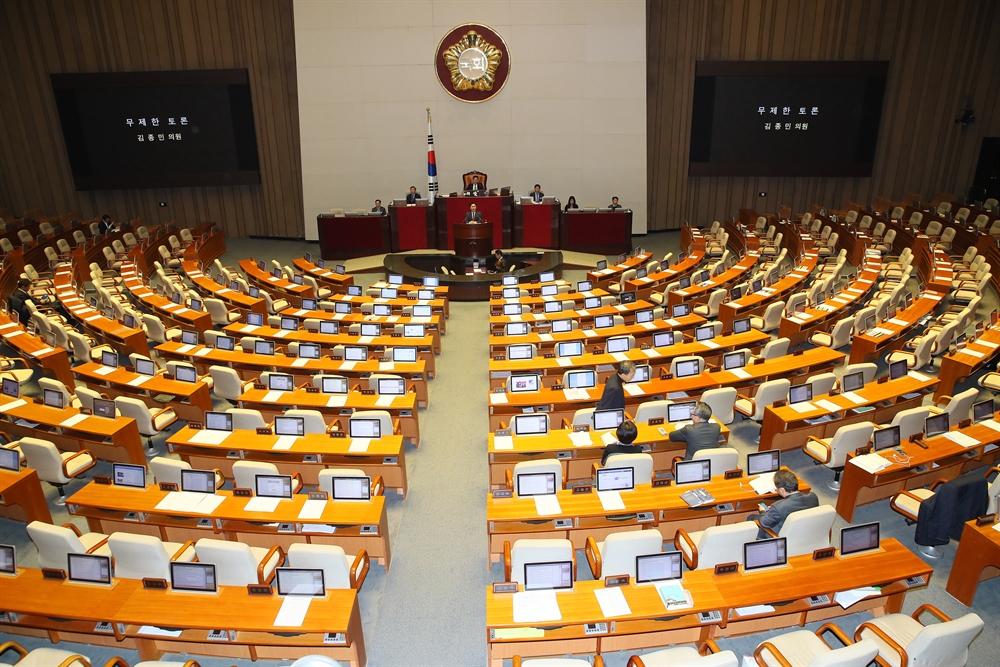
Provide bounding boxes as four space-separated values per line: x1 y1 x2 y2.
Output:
603 453 653 485
228 408 267 430
286 543 369 590
233 460 303 494
809 317 853 349
114 396 177 450
204 298 241 325
26 520 110 570
855 606 983 667
755 337 789 361
882 406 930 440
887 334 934 371
66 330 114 364
0 642 91 667
806 372 838 396
142 313 182 343
509 459 565 495
750 301 784 332
754 627 879 667
843 362 878 385
735 379 790 442
149 456 223 489
504 538 575 585
693 289 726 318
673 522 758 570
803 421 874 490
762 505 836 557
634 399 671 424
19 436 96 504
609 268 637 294
0 356 33 387
692 447 738 476
700 387 737 425
209 366 256 402
284 409 329 434
927 387 978 423
626 645 738 667
107 533 196 580
585 529 663 579
317 468 384 499
194 538 284 586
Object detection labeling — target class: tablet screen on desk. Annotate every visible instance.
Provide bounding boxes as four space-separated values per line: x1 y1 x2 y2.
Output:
924 413 949 438
281 317 298 331
255 340 275 356
596 260 607 271
752 279 763 293
404 324 424 338
974 400 994 423
723 352 745 370
189 298 202 312
551 319 572 333
636 551 682 584
179 329 199 346
635 309 654 324
668 402 695 423
392 346 418 363
321 377 348 394
744 537 787 571
274 417 305 437
381 288 397 299
101 350 119 368
175 365 198 383
840 522 880 556
320 321 339 335
276 568 325 596
113 463 146 488
43 388 64 409
541 284 558 297
502 275 518 287
733 317 752 335
539 271 555 283
629 365 650 384
301 298 317 311
672 304 690 318
729 286 743 301
256 474 293 499
0 545 15 575
594 315 614 329
873 426 900 452
524 561 573 591
135 359 156 376
181 469 216 494
594 408 624 431
674 360 700 378
247 312 264 327
516 472 556 497
747 451 780 476
373 304 391 317
269 374 294 391
557 341 583 357
597 467 634 491
578 281 593 292
695 326 715 341
298 343 321 360
347 285 362 296
503 303 521 316
68 553 111 585
584 297 602 310
674 459 711 485
349 418 381 439
417 289 435 300
345 346 367 361
607 336 629 353
513 414 548 436
335 302 352 314
0 448 20 473
789 384 812 405
653 332 675 348
92 398 115 418
889 359 908 380
378 377 405 395
842 371 864 392
332 476 371 500
172 291 184 305
566 370 596 389
505 322 528 336
412 305 432 317
123 314 136 328
335 265 346 275
423 276 439 287
509 375 539 393
171 562 217 593
502 287 520 299
205 411 233 432
508 344 532 361
360 323 380 337
620 291 637 304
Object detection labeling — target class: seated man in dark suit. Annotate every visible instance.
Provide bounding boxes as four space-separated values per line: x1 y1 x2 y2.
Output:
608 197 622 210
371 199 386 215
463 202 483 224
465 175 485 194
601 420 642 465
595 360 636 411
486 248 506 272
668 401 721 460
97 214 113 234
530 184 544 203
405 186 421 204
6 279 32 324
747 470 819 539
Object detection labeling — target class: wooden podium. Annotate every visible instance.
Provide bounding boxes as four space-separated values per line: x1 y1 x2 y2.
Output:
453 222 493 258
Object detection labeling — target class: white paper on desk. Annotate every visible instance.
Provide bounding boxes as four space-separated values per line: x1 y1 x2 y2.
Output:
908 371 931 382
348 438 371 453
513 590 562 623
84 315 102 322
244 497 280 513
888 318 909 326
841 391 866 404
944 431 980 448
93 366 117 376
601 432 617 445
735 604 776 617
291 358 310 367
533 314 546 321
623 383 645 396
301 524 336 534
979 341 999 349
493 435 514 451
834 587 880 609
31 346 55 357
357 336 374 344
188 429 231 445
155 491 201 512
379 361 395 371
730 368 752 380
534 495 562 516
272 435 298 450
640 322 657 330
338 361 357 371
978 419 1000 432
576 310 590 317
240 325 258 333
814 399 842 413
750 473 776 495
262 390 286 403
375 395 395 407
642 348 662 358
539 333 554 342
556 357 574 367
962 349 986 358
195 494 225 514
175 344 196 354
789 402 817 414
850 453 892 474
583 329 598 337
274 596 312 627
614 304 628 312
563 388 589 401
327 395 348 408
568 431 593 447
597 490 626 512
610 352 629 362
388 316 402 323
508 315 522 322
298 499 326 520
59 413 90 428
665 318 681 327
195 347 212 357
138 626 183 637
594 585 632 617
702 340 721 349
489 393 509 405
2 330 23 338
0 399 27 413
333 314 346 320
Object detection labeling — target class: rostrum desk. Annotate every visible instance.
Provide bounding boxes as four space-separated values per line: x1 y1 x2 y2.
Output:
454 222 493 258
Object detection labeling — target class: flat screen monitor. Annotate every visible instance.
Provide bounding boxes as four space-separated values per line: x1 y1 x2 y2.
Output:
403 324 424 338
170 562 217 593
417 289 435 300
180 329 198 346
747 450 781 476
524 561 573 591
0 447 21 472
924 413 949 438
695 325 715 341
596 467 634 492
380 288 397 299
175 365 197 383
636 551 682 584
347 285 362 296
344 346 367 361
723 351 746 370
254 340 275 356
112 463 146 488
842 371 864 392
668 402 696 423
539 271 555 283
319 321 339 334
751 279 763 293
973 400 994 423
672 304 690 318
360 323 380 337
620 290 637 304
888 359 907 380
335 303 352 315
172 291 184 304
729 286 743 301
123 313 136 328
255 474 293 499
180 469 216 493
280 317 298 331
540 284 558 297
508 344 532 361
335 265 346 275
594 315 614 329
653 331 675 347
512 414 548 436
557 341 583 357
43 389 64 409
679 277 691 289
388 274 403 285
298 343 321 360
505 322 528 336
349 418 381 439
189 298 202 312
840 522 880 556
630 364 651 383
92 398 116 418
135 358 156 376
593 408 624 431
332 476 370 500
551 319 573 333
247 312 264 326
392 346 418 363
68 553 112 585
502 275 518 287
101 350 118 368
0 545 15 575
743 537 788 572
516 471 558 497
675 459 711 485
275 568 325 597
205 411 233 432
502 287 520 299
635 268 647 279
274 416 305 437
509 375 539 393
577 281 593 292
674 359 700 378
789 384 812 404
873 425 900 452
565 370 596 389
636 309 654 323
268 374 294 391
412 304 432 317
215 335 235 351
248 286 260 298
544 300 563 313
423 276 439 287
321 376 348 394
377 377 406 395
606 336 629 353
596 260 607 271
584 297 602 310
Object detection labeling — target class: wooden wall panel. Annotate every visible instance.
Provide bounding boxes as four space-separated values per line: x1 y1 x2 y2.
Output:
647 0 1000 230
0 0 303 238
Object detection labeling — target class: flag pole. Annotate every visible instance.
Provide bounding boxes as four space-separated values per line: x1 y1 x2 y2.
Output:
427 108 438 204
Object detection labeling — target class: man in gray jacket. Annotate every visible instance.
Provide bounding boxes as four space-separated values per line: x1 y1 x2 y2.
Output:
750 469 819 539
668 401 721 460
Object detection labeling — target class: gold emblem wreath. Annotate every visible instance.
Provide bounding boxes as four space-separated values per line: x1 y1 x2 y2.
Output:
443 31 503 91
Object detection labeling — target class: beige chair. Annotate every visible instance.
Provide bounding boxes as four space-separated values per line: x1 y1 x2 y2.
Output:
209 367 256 402
842 362 877 385
633 399 671 424
149 456 223 489
0 356 33 387
504 538 575 585
806 372 838 397
762 505 836 557
19 436 95 504
228 408 267 430
692 447 739 476
286 543 369 590
927 387 978 422
673 521 758 570
693 289 726 318
755 337 790 361
585 529 663 579
66 330 114 364
887 334 934 371
204 298 241 325
317 468 385 499
750 301 784 332
626 643 738 667
194 538 284 586
700 387 737 425
142 313 181 343
855 606 983 667
115 396 177 450
0 642 91 667
508 459 565 495
233 460 303 494
735 378 790 442
669 355 704 377
803 421 874 489
754 626 879 667
809 317 853 349
882 406 930 440
283 409 329 434
26 520 110 570
107 533 196 580
603 453 653 485
609 268 637 294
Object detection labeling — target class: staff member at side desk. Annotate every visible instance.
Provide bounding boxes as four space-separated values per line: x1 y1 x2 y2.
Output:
595 360 636 411
747 470 819 539
371 200 386 215
6 279 32 324
530 184 544 203
405 186 421 204
669 401 721 460
463 203 483 224
601 420 641 465
564 196 578 212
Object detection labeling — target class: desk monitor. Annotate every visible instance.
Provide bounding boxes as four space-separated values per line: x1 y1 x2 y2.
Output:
544 300 563 313
335 302 352 315
101 350 118 368
412 304 432 317
636 309 654 324
594 315 614 329
268 373 294 391
523 560 573 592
596 260 608 271
620 291 637 304
92 398 116 418
301 299 315 313
180 329 199 346
417 289 435 300
924 413 950 438
729 286 743 301
403 324 425 338
319 321 339 335
276 568 325 597
597 467 634 492
695 270 710 284
743 537 787 572
888 359 908 380
674 459 711 485
248 286 260 298
636 551 683 584
557 341 583 357
873 425 901 452
509 375 540 393
345 345 367 361
541 284 559 297
789 384 812 405
347 285 362 296
423 276 439 287
123 313 136 328
653 331 675 347
674 359 700 378
502 275 518 287
668 402 695 423
551 319 573 333
695 325 715 341
170 561 217 594
360 323 380 337
752 279 764 293
255 474 293 499
0 447 20 473
215 335 236 352
332 476 371 500
513 414 548 436
0 545 15 575
205 411 233 432
274 416 305 437
133 358 156 376
349 418 381 439
43 388 64 409
377 377 406 395
747 451 780 476
321 376 348 394
298 343 321 360
255 340 275 356
594 408 624 431
842 371 864 392
502 287 520 299
392 346 418 363
566 370 597 389
630 364 651 383
973 399 994 423
723 352 746 370
247 312 264 327
679 277 691 289
508 344 532 361
862 314 875 333
175 365 198 383
538 271 555 283
636 268 647 279
577 280 593 292
280 317 298 331
380 288 397 299
607 336 630 353
516 472 556 497
68 553 112 585
112 463 146 489
388 274 403 285
189 298 203 312
584 296 602 310
840 522 880 557
505 322 528 336
672 303 691 318
336 264 347 275
173 291 184 304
